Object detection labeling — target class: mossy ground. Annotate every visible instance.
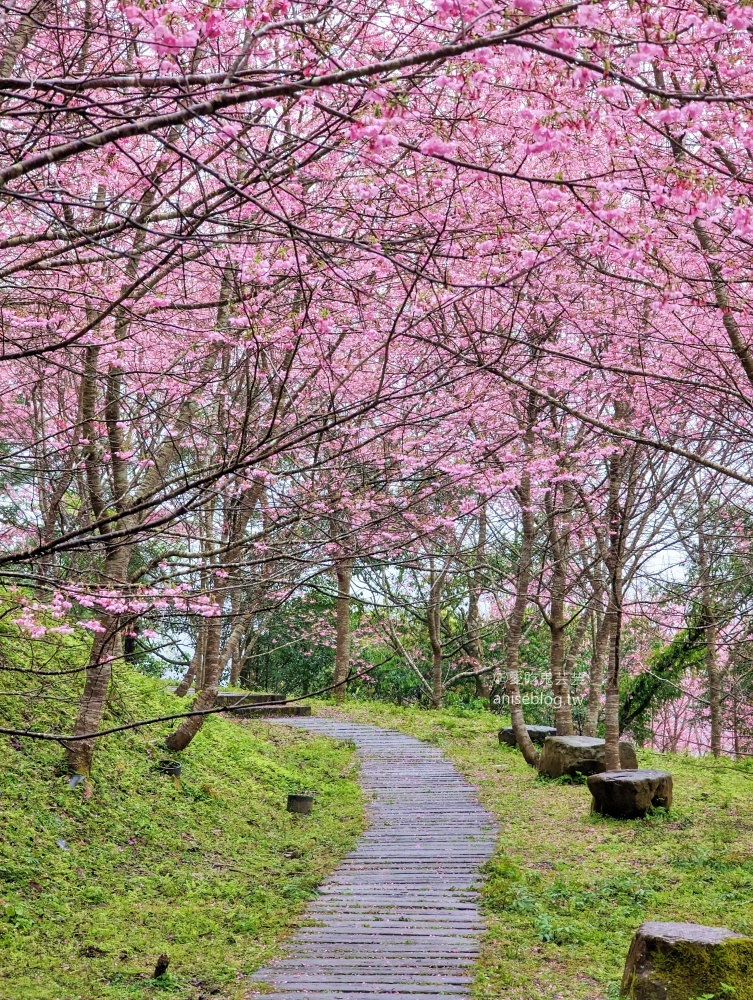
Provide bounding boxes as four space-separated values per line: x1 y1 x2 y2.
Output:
321 701 753 1000
0 667 364 1000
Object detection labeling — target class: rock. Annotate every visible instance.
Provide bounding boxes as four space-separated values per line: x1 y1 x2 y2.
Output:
587 769 673 819
619 742 639 769
538 736 639 778
621 921 753 999
499 725 556 748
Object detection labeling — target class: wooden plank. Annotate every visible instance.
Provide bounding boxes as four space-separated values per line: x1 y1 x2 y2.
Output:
248 718 498 1000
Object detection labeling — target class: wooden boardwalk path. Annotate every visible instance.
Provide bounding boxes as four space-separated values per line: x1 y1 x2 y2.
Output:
250 717 498 999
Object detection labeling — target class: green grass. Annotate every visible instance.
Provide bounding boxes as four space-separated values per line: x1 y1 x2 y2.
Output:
322 700 753 1000
0 669 364 1000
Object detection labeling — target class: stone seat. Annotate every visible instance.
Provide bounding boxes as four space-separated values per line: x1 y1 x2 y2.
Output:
538 735 638 778
588 768 672 819
621 921 753 999
499 724 556 748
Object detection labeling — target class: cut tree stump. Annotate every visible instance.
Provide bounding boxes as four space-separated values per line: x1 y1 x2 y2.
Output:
587 769 673 819
538 736 638 778
498 725 556 748
621 921 753 999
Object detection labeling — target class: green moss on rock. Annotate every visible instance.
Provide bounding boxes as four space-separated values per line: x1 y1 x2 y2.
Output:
621 922 753 1000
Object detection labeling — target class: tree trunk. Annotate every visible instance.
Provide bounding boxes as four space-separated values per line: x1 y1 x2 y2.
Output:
67 543 131 775
332 557 354 702
164 615 222 752
550 615 572 735
469 505 490 703
427 558 444 708
67 626 118 776
604 492 624 771
585 610 609 737
505 466 539 768
603 603 622 771
175 636 203 697
0 0 51 78
697 507 722 756
705 625 722 756
546 489 574 735
228 588 243 686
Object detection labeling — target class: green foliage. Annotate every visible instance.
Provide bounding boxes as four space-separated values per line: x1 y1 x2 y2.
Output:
620 623 707 739
0 663 364 1000
248 592 335 695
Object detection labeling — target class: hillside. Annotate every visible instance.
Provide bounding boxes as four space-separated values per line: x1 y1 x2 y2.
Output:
0 659 364 1000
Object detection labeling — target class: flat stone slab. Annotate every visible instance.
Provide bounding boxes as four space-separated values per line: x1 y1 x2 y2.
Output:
216 692 309 717
216 691 286 706
498 725 556 748
588 769 672 819
621 921 753 999
538 736 638 778
257 705 312 717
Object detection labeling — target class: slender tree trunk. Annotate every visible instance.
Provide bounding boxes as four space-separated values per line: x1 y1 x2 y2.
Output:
175 636 203 697
228 588 243 686
67 627 117 776
705 631 722 756
333 557 354 702
505 469 539 768
546 489 574 735
469 505 490 702
67 544 130 775
427 559 444 708
603 460 625 771
0 0 51 78
165 614 222 752
585 610 609 737
603 601 622 771
550 615 571 735
697 509 722 756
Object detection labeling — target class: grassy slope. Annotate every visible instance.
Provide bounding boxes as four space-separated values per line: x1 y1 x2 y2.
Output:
323 701 753 1000
0 671 364 1000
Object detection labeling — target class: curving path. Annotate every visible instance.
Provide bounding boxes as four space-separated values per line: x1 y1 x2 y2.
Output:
250 717 498 999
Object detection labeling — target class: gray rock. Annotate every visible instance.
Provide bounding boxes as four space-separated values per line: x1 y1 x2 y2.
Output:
499 725 556 748
588 768 672 819
621 921 753 999
538 735 639 778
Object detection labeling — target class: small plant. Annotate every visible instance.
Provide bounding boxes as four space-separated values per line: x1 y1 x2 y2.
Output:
534 914 556 942
689 990 736 1000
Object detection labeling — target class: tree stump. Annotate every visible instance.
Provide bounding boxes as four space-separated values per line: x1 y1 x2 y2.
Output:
287 793 314 814
538 736 638 778
587 769 672 819
621 921 753 999
498 724 556 748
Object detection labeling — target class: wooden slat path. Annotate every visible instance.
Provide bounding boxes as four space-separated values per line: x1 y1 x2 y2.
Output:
248 717 498 999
